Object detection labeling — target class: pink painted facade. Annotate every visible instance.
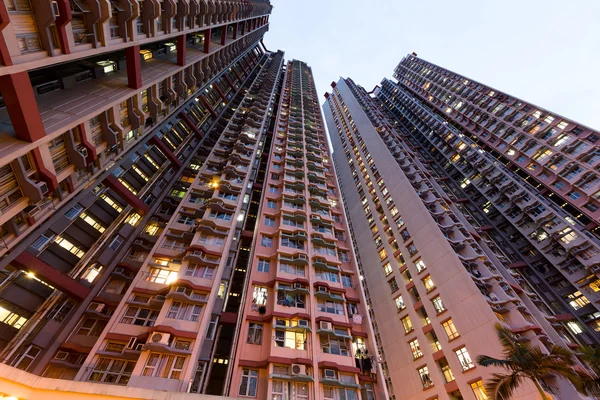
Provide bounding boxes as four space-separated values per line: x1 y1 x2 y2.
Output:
230 61 386 400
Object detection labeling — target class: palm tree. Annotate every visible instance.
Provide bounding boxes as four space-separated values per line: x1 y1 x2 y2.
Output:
577 345 600 397
476 324 583 400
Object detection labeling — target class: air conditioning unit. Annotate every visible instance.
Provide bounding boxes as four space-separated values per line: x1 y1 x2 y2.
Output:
33 180 49 195
87 302 105 313
293 283 303 289
175 286 187 293
133 239 144 245
126 337 138 349
317 286 328 293
319 321 332 331
114 267 125 274
297 319 309 328
324 369 336 379
291 364 306 376
54 351 69 360
154 295 167 302
275 319 287 327
147 332 170 346
489 293 499 301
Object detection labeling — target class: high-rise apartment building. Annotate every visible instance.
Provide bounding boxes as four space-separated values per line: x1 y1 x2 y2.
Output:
0 2 386 399
323 55 600 400
0 0 283 398
229 60 385 400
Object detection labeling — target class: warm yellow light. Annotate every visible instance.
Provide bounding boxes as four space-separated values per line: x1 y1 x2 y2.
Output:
166 273 178 285
26 272 35 279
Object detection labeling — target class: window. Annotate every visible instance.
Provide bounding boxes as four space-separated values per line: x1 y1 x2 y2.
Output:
247 323 263 344
146 268 178 284
261 235 273 247
206 315 218 340
455 347 474 371
401 316 413 333
279 262 305 276
81 263 103 283
388 278 399 292
394 296 405 311
79 212 106 232
317 300 344 315
275 329 306 350
422 275 435 292
409 339 423 359
567 291 590 310
166 302 202 321
209 211 232 221
269 185 279 194
142 353 187 379
378 249 387 261
54 235 85 258
432 296 446 314
567 321 583 334
184 264 215 280
88 358 135 384
338 251 349 262
418 366 433 389
400 229 411 241
383 262 392 276
121 307 158 326
264 217 275 227
323 386 359 400
257 259 270 273
471 380 490 400
442 319 459 340
253 287 268 306
321 335 349 356
342 275 352 288
239 368 258 397
407 244 418 257
74 317 106 336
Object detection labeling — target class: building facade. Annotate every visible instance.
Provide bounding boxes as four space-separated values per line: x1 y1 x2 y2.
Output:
0 0 280 396
323 61 599 400
230 60 386 400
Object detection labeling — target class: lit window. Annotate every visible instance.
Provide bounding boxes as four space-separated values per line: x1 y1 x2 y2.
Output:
415 259 426 272
252 287 268 306
394 296 405 311
432 296 445 314
455 347 474 370
383 262 393 276
422 275 435 292
442 319 459 340
401 316 413 333
379 249 387 261
409 339 423 359
125 213 141 226
471 380 490 400
81 263 103 283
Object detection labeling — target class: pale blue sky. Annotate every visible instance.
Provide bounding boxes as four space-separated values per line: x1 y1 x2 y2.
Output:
264 0 600 130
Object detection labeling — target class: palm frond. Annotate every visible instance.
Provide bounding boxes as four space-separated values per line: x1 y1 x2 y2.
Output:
476 355 513 369
485 372 524 400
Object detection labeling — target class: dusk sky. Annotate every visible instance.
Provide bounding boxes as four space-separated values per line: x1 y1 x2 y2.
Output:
264 0 600 130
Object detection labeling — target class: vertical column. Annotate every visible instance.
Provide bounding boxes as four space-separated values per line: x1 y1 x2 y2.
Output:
0 72 46 142
221 24 227 45
54 0 72 55
232 22 238 39
126 45 142 89
0 0 12 65
204 28 211 53
177 34 186 66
